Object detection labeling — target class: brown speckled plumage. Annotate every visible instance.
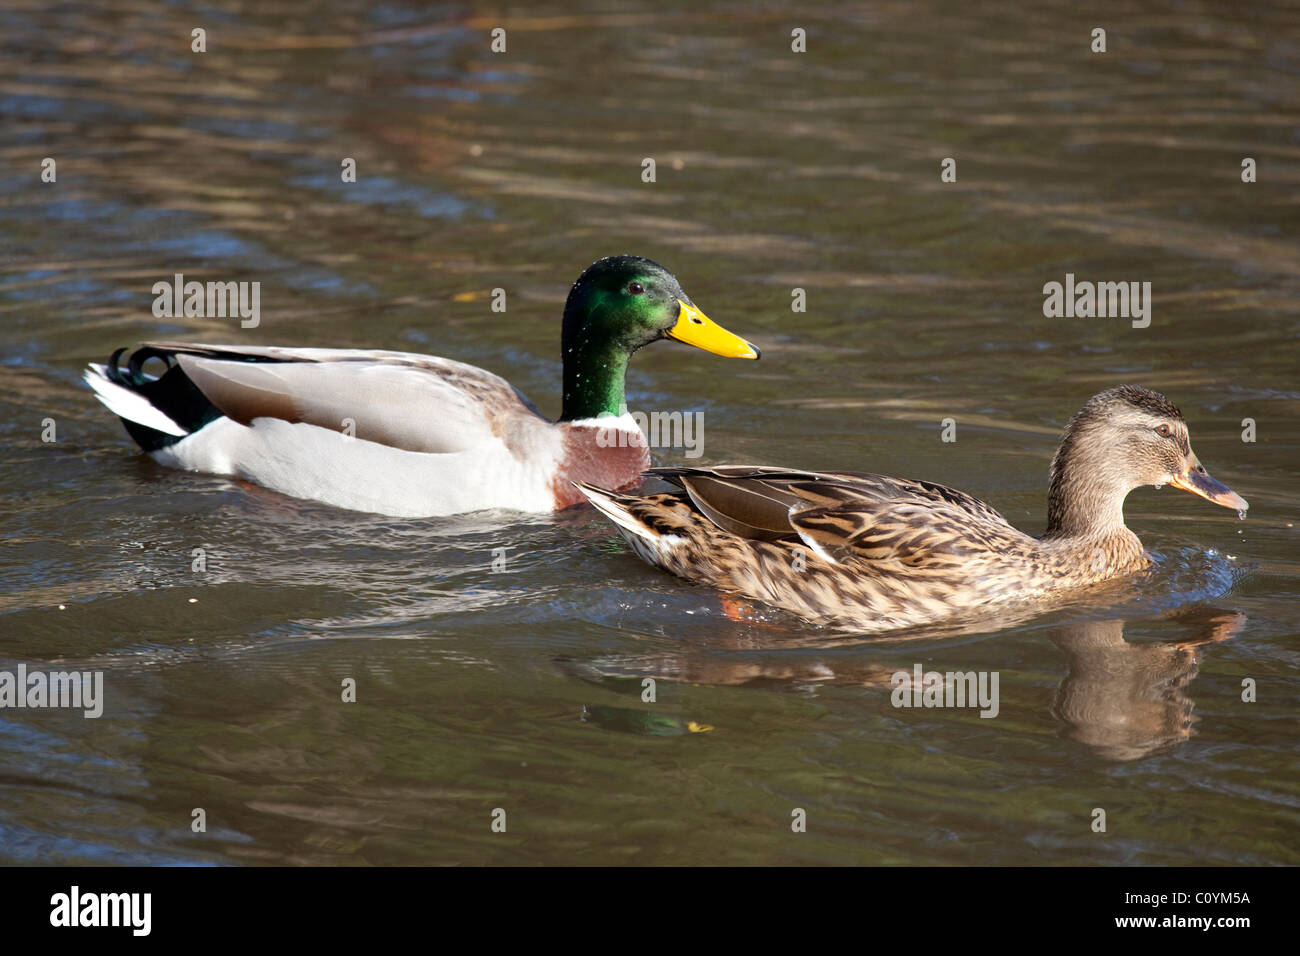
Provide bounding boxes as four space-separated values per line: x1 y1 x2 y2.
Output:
577 387 1247 633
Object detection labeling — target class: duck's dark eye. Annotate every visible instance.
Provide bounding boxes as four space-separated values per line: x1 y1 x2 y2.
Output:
1156 424 1173 438
627 282 644 295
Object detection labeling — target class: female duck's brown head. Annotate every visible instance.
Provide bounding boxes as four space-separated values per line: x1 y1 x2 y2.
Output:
1045 385 1247 539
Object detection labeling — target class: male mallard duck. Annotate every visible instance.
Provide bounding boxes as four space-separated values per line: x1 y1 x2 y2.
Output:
85 256 758 517
576 386 1248 633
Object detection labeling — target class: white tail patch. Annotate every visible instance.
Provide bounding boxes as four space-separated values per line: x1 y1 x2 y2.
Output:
573 484 659 543
83 367 187 436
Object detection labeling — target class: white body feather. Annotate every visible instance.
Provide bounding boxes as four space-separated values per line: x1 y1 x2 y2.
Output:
153 416 568 517
85 346 645 518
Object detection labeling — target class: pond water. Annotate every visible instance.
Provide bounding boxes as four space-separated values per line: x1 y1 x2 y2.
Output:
1 0 1296 864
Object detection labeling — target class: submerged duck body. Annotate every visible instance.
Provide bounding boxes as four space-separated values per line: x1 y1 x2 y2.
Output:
578 387 1248 633
85 256 759 517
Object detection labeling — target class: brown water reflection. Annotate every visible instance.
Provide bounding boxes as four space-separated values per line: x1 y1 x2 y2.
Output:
560 607 1247 762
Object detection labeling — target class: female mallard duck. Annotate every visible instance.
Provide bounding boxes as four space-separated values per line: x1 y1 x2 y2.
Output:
84 256 758 517
576 386 1248 633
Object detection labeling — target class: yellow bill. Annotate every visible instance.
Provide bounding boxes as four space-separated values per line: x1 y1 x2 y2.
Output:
666 299 760 359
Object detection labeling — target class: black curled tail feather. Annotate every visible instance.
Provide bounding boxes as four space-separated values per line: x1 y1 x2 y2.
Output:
105 345 183 388
103 346 225 452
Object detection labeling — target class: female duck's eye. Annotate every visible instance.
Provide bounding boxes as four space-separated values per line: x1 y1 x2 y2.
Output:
627 282 644 295
1156 424 1172 438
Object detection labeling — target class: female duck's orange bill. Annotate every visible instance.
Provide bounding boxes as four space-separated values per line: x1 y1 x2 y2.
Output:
666 300 760 359
1169 457 1248 512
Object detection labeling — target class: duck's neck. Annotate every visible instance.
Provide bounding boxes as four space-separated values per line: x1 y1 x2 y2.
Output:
1042 427 1134 544
560 335 631 422
1044 473 1129 541
1036 441 1156 590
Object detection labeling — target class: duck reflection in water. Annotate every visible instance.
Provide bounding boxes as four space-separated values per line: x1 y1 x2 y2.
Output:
1049 606 1244 760
559 606 1246 760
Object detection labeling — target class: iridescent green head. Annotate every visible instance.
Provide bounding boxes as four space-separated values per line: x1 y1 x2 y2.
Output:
559 255 758 422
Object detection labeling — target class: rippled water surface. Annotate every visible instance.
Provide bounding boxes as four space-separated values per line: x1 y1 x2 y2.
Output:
1 1 1297 865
